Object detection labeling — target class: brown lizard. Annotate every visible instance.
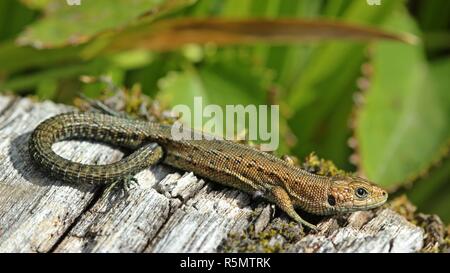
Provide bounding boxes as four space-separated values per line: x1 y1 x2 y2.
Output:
29 111 388 230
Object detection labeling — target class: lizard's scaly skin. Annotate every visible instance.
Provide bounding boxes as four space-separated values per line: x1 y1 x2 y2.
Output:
29 112 388 229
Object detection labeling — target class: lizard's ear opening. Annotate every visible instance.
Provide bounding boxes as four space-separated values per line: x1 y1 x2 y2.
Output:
327 195 336 206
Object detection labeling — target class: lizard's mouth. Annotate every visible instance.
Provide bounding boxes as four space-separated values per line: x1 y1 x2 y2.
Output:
336 196 388 213
356 196 388 211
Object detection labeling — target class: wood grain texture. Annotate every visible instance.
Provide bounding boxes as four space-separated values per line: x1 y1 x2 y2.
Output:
290 209 423 253
0 95 426 253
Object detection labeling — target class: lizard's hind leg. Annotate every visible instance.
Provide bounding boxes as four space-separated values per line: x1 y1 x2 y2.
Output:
105 175 139 199
102 143 164 199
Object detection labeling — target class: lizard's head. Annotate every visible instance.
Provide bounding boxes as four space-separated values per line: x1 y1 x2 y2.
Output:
326 176 388 214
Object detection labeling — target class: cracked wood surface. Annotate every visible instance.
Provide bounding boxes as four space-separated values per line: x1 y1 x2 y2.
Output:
0 95 425 253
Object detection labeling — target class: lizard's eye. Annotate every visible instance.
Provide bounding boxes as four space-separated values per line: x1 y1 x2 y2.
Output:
355 187 368 198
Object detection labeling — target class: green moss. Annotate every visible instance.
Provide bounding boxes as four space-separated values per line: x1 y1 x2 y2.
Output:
300 152 351 177
442 227 450 252
219 217 304 253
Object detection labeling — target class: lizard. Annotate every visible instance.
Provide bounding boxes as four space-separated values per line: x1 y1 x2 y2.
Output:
28 111 388 230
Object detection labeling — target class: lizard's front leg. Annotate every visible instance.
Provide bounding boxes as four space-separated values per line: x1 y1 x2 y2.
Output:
270 186 318 231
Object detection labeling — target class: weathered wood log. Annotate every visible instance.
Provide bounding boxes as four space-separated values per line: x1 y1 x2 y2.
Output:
0 95 431 253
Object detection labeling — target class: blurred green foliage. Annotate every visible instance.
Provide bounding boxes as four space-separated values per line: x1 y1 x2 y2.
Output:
0 0 448 222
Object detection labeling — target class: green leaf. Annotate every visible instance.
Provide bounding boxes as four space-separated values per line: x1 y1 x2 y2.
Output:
36 78 58 99
156 58 269 138
19 0 53 10
0 41 83 73
285 0 403 168
407 157 450 224
356 12 450 188
17 0 195 48
0 0 36 41
157 60 268 108
406 58 450 223
0 60 105 92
